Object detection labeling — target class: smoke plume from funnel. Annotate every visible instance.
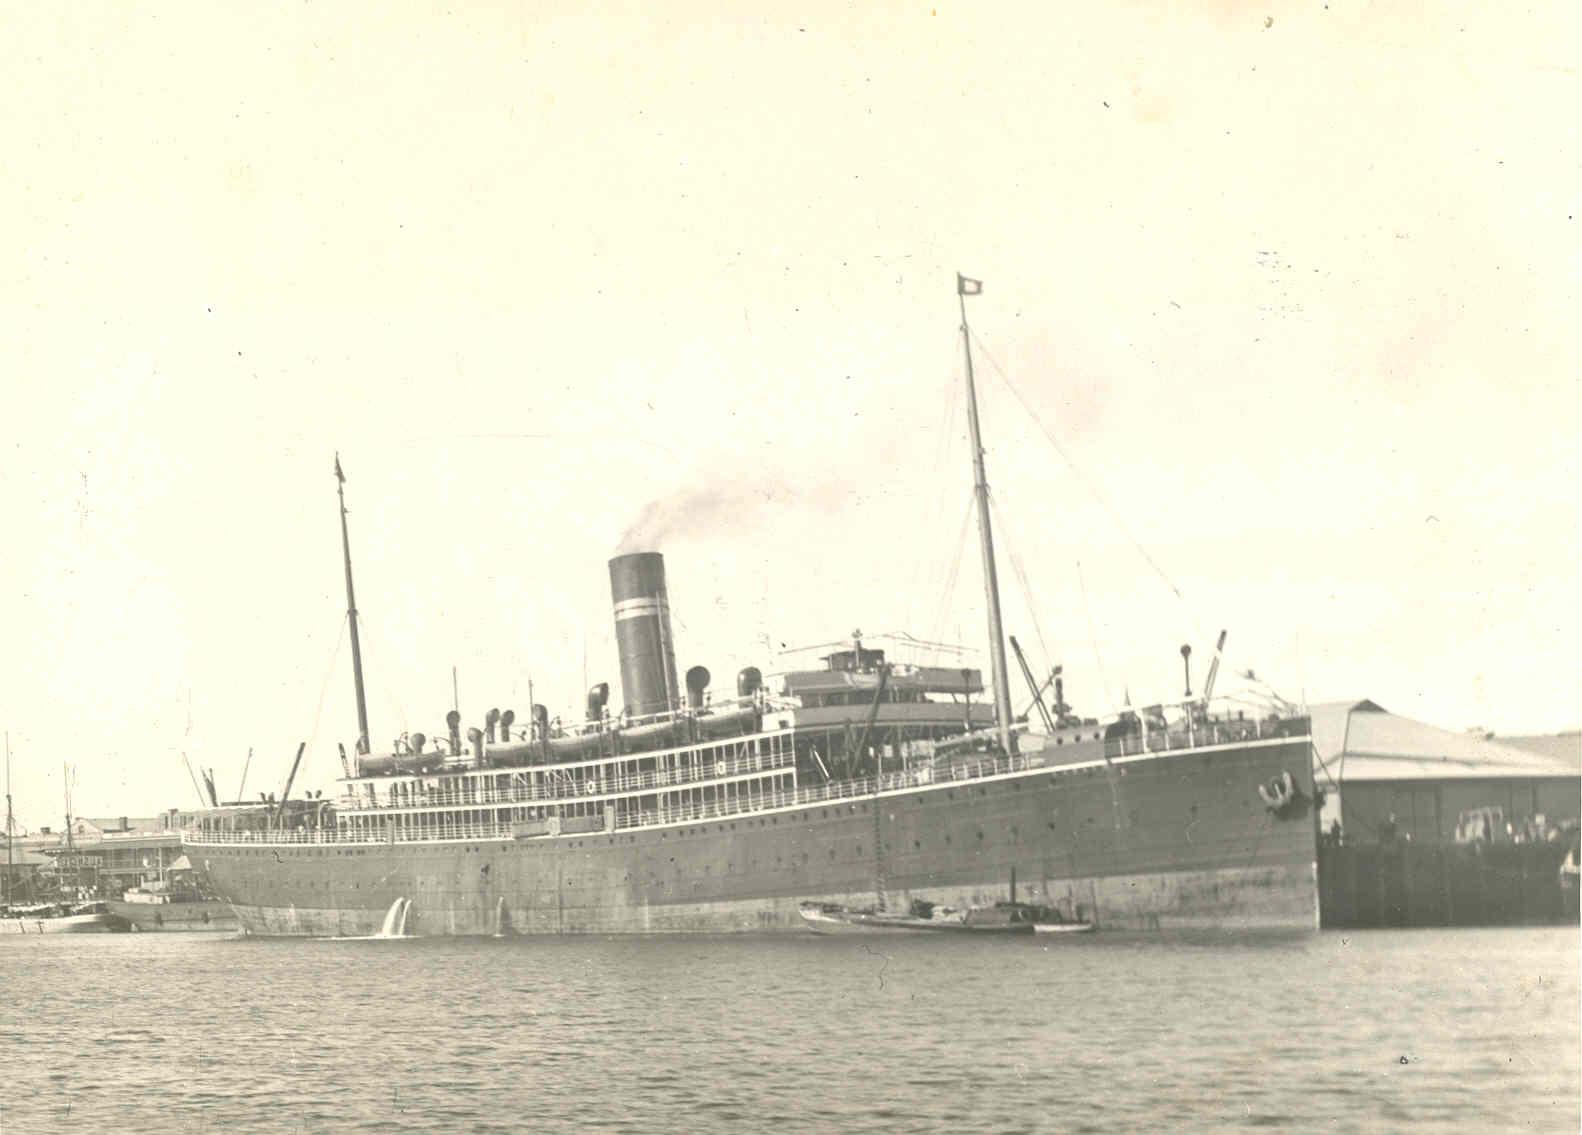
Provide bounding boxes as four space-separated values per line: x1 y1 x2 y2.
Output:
615 480 844 556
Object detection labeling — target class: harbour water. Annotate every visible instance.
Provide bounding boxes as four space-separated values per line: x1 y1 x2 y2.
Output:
2 928 1576 1132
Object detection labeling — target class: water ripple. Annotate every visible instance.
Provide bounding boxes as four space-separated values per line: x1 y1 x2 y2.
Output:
1 928 1576 1132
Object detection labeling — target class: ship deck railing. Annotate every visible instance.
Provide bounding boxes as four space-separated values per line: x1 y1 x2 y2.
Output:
1103 713 1307 760
340 742 798 812
184 748 1042 847
183 714 1310 848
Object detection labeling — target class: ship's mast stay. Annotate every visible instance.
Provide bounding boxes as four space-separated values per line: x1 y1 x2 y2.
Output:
336 455 372 755
957 274 1015 754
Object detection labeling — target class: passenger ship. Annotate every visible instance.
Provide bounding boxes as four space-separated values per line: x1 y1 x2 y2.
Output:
185 280 1319 936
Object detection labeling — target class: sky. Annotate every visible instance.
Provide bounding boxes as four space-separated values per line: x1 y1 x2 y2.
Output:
2 2 1576 829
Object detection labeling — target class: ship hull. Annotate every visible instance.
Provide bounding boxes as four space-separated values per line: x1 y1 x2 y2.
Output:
187 736 1318 936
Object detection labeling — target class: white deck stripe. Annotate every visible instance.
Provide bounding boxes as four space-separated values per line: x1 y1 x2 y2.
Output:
186 733 1310 849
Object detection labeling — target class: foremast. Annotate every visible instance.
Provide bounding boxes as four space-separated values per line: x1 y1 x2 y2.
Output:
336 455 372 755
957 274 1015 755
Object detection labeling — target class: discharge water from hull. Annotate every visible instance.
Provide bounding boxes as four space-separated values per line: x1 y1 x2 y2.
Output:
375 897 412 939
494 897 510 939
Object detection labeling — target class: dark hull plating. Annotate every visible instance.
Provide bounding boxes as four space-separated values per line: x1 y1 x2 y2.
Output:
188 736 1319 936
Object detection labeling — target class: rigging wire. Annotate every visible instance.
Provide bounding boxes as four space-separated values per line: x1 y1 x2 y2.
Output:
927 494 975 664
351 611 410 740
930 330 966 472
902 337 968 634
1075 559 1114 709
968 328 1187 606
988 493 1054 666
926 491 977 664
305 613 350 758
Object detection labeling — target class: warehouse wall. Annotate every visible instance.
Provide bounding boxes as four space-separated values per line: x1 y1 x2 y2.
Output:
1337 777 1579 844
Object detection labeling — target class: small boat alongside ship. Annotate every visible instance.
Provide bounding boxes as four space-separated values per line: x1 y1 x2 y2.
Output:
108 885 238 933
1033 920 1095 935
798 899 1092 935
799 868 1095 935
104 853 238 932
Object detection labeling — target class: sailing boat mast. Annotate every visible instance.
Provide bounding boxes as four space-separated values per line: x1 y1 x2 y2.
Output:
63 762 79 900
957 274 1015 755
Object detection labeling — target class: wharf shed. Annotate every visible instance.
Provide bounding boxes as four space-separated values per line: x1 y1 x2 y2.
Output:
1312 700 1580 845
1 848 55 900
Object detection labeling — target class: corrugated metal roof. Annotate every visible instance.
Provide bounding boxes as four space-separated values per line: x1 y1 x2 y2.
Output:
1312 700 1580 783
1499 732 1582 773
1308 700 1386 770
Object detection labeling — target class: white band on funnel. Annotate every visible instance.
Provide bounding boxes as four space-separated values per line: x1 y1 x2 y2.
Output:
614 597 670 622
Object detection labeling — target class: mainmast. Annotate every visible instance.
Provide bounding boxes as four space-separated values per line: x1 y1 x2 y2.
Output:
957 273 1015 754
336 455 372 755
